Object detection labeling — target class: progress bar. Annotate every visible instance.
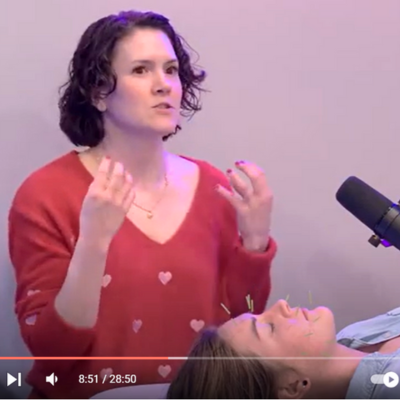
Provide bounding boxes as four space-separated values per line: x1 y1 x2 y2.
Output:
2 356 400 360
0 357 176 360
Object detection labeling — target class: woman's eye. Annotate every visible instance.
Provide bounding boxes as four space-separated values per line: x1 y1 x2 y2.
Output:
133 66 146 74
167 66 179 74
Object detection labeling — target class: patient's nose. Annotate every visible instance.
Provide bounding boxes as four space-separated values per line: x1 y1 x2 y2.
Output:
263 299 291 318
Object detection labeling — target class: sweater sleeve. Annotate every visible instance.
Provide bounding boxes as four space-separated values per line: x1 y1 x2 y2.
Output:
216 174 277 317
8 187 96 365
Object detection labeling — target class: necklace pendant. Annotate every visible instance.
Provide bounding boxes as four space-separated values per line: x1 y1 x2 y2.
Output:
147 211 153 219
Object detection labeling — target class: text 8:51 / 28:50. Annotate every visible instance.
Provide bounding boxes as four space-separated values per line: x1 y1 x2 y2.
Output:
79 374 137 384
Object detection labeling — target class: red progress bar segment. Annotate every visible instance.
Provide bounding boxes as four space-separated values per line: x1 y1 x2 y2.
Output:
0 357 188 360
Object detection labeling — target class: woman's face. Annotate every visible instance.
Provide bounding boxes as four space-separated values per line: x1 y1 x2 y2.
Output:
99 27 182 136
219 300 337 371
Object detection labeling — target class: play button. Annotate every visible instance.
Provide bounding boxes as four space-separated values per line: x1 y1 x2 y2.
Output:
383 372 399 388
7 374 16 387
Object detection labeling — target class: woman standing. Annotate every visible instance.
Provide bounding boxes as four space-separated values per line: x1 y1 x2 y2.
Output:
8 10 277 399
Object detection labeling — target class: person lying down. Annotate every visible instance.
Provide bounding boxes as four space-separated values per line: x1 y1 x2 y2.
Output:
166 299 400 399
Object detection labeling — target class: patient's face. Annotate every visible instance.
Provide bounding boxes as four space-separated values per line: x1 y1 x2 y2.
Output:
219 300 337 368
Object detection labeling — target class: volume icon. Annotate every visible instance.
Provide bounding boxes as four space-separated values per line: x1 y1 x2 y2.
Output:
45 373 58 386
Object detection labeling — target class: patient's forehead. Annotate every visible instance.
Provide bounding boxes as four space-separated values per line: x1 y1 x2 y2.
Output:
219 314 252 342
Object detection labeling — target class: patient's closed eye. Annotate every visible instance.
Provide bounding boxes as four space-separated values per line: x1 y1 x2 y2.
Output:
257 320 275 332
268 322 275 332
251 317 260 339
250 317 275 339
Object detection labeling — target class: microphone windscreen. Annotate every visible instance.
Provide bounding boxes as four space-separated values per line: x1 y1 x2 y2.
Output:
336 176 393 230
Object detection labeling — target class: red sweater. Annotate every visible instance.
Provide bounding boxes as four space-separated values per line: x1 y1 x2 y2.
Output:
8 151 277 399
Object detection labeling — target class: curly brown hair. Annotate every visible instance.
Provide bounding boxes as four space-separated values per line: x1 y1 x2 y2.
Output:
166 327 279 399
58 10 206 147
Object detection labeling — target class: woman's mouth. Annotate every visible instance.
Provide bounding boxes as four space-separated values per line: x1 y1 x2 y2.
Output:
154 102 173 109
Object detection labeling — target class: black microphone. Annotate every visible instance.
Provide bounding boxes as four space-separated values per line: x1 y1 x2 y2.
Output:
336 176 400 250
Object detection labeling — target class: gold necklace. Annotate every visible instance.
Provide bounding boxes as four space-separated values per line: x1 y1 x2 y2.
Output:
132 175 168 219
93 152 168 219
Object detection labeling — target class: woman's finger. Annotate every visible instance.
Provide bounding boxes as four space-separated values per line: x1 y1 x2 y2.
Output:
120 172 135 207
106 162 127 201
234 160 269 198
93 156 113 191
215 183 242 210
122 187 136 212
227 169 252 201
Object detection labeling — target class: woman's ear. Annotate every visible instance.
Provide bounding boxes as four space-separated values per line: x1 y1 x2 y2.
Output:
91 89 107 112
95 100 107 112
92 95 107 112
277 369 310 399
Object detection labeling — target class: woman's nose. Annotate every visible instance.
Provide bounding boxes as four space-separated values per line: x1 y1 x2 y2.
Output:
154 73 172 94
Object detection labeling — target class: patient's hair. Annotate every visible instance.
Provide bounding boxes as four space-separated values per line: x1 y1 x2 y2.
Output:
166 327 279 399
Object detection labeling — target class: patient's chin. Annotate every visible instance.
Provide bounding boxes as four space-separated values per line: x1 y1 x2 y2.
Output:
313 307 336 336
318 306 335 323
